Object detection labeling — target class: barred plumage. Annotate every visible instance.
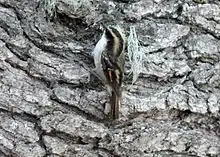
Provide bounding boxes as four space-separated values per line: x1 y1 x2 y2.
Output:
92 26 126 120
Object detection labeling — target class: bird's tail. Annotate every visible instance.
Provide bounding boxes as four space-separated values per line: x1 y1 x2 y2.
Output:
111 91 120 120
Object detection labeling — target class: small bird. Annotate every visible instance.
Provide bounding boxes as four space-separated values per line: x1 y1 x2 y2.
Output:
92 25 126 120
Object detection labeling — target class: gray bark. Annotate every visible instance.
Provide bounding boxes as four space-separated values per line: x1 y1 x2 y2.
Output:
0 0 220 156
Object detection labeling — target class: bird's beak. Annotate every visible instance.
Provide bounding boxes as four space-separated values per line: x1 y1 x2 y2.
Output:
100 24 108 32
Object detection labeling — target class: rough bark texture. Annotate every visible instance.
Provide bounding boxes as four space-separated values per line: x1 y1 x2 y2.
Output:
0 0 220 156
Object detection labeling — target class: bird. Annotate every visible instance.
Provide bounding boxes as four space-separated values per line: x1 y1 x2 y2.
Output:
91 25 126 120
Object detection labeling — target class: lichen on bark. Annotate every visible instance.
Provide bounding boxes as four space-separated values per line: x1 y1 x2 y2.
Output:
0 0 220 156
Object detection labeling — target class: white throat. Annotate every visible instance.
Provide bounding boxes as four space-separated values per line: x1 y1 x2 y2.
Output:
92 32 107 68
92 32 108 81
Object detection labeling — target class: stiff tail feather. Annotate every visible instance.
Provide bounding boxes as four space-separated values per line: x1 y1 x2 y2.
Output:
111 91 120 120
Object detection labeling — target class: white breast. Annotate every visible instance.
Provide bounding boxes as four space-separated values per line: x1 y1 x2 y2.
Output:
91 32 107 81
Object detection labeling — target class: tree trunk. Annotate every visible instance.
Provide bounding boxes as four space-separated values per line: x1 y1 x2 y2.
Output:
0 0 219 156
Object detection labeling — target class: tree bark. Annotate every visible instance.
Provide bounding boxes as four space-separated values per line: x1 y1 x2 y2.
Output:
0 0 219 156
